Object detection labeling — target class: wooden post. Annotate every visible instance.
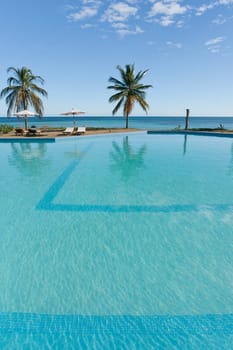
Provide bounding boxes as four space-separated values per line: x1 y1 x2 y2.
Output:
185 109 190 130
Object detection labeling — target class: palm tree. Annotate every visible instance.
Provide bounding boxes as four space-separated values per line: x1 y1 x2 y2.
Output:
0 66 48 129
108 64 152 128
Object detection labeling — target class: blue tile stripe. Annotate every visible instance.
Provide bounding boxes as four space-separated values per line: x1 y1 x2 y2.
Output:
37 203 233 213
36 143 93 210
0 313 232 348
0 313 232 335
36 160 81 210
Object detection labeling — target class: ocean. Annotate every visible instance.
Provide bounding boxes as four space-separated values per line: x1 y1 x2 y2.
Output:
0 116 233 130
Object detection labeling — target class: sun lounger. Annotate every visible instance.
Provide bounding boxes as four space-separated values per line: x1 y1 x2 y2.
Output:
76 127 86 135
15 128 27 136
63 127 75 135
26 127 42 136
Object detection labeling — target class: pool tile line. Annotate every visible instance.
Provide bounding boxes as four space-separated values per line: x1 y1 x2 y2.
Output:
0 312 233 335
37 202 233 213
36 143 93 210
148 130 233 138
1 313 232 349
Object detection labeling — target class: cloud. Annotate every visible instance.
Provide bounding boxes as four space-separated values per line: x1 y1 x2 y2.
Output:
101 2 138 23
111 22 128 29
208 46 221 53
196 3 216 16
166 41 182 48
147 0 188 26
205 36 225 46
218 0 233 4
212 14 227 24
116 25 144 37
67 1 101 21
205 36 226 53
80 23 96 29
195 0 233 16
148 1 187 17
68 7 98 21
66 0 233 34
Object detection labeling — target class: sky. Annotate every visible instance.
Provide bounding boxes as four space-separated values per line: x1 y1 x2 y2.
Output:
0 0 232 117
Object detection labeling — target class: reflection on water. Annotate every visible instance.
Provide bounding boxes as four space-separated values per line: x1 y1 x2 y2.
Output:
183 134 187 156
64 144 84 159
8 142 50 177
109 136 147 181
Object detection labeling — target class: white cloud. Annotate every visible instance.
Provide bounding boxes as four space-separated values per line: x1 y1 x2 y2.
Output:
176 20 185 28
195 0 233 16
212 14 227 24
116 25 144 37
205 36 225 45
80 23 96 29
111 22 128 29
205 36 226 53
82 0 101 4
147 0 188 26
67 1 101 21
101 2 138 23
166 41 182 48
218 0 233 4
208 45 221 53
67 7 98 21
160 16 174 26
66 0 233 35
196 3 216 16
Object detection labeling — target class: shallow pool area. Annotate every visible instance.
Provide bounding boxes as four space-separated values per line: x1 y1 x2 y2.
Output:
0 133 233 348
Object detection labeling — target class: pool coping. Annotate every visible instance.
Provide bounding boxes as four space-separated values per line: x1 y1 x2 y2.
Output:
147 130 233 138
0 131 147 143
2 130 233 142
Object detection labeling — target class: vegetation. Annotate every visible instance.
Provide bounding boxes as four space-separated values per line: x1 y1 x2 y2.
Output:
0 66 48 129
0 124 13 134
108 64 152 128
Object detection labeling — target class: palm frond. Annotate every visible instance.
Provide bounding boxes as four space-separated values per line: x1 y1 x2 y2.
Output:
107 64 152 127
0 66 48 119
112 98 124 115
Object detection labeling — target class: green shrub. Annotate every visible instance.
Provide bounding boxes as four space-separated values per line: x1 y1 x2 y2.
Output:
0 124 14 134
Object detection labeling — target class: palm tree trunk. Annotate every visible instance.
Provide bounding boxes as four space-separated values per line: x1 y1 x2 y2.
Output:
126 113 129 129
23 100 28 130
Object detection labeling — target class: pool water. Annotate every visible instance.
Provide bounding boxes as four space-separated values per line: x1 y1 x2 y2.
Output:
0 133 233 348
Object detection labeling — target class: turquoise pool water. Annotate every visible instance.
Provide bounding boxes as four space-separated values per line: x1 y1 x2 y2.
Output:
0 133 233 348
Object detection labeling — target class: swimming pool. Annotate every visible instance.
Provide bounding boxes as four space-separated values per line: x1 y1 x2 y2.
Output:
0 133 233 348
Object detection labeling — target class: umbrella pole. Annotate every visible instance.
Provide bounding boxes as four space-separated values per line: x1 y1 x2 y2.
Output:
24 116 28 130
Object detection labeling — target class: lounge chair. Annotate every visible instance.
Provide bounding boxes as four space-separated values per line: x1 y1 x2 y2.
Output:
63 127 75 135
15 128 27 136
27 127 42 136
76 127 86 135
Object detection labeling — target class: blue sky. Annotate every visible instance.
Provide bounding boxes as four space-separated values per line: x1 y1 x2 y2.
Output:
0 0 232 116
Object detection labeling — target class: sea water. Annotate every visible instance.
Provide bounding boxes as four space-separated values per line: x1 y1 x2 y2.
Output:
0 115 233 130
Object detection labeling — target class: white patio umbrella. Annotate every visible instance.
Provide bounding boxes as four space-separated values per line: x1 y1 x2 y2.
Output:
60 108 85 126
14 109 36 130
